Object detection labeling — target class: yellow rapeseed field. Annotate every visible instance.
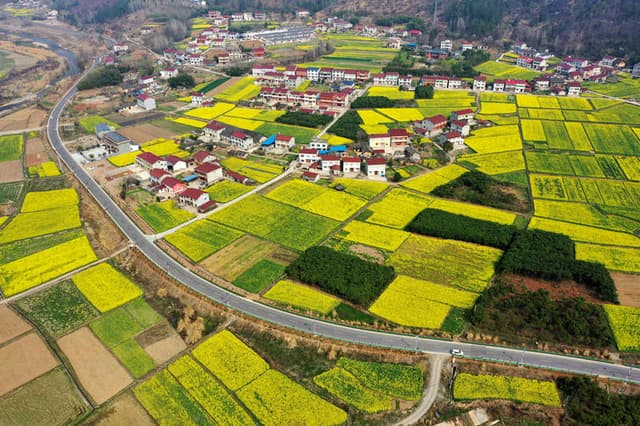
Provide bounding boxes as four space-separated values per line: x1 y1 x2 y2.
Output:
72 263 143 312
184 102 235 120
454 373 562 407
401 164 467 194
173 117 208 128
369 287 450 329
358 110 395 125
341 220 410 252
263 280 340 314
21 188 78 212
429 198 517 225
575 243 640 273
0 236 97 296
365 189 433 228
192 330 269 391
603 304 640 351
529 217 640 247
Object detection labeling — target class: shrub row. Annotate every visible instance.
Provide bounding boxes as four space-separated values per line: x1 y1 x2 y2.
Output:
406 209 516 249
350 96 395 109
285 246 395 306
276 111 333 128
327 111 363 140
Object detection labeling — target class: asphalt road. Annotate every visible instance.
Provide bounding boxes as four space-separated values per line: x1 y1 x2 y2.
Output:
46 63 640 385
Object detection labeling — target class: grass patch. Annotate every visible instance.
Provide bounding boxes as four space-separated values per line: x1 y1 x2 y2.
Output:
136 200 195 233
165 220 243 262
233 259 285 293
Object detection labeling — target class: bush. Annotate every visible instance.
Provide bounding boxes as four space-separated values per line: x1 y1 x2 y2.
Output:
77 65 123 90
285 246 395 306
431 171 528 213
470 283 613 348
168 73 195 89
571 260 618 303
351 96 395 109
407 208 516 249
496 230 575 281
327 111 364 140
414 85 434 99
275 111 333 128
558 377 640 426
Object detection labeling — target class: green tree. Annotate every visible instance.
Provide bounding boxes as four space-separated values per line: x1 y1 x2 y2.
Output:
414 85 434 99
168 73 195 89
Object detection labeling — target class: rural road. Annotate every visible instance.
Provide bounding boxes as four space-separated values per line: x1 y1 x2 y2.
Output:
394 355 446 426
45 58 640 385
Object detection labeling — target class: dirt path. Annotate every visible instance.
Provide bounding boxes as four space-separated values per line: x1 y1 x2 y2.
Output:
394 355 446 426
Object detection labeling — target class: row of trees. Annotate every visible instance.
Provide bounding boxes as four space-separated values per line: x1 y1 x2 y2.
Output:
470 282 614 348
285 246 396 306
407 209 516 249
327 110 363 140
275 111 333 128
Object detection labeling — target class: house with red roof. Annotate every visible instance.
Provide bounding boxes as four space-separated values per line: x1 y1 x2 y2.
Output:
439 131 465 149
195 162 223 185
178 188 211 209
301 171 319 183
450 119 470 136
342 157 361 175
389 128 410 149
165 155 187 172
137 94 156 111
226 131 255 151
298 148 319 165
368 133 391 151
158 176 185 196
365 157 387 179
136 152 167 170
203 121 225 141
193 151 217 165
451 109 475 122
319 155 341 174
225 170 253 185
473 75 487 91
160 68 178 79
149 168 171 184
416 115 447 137
275 134 296 151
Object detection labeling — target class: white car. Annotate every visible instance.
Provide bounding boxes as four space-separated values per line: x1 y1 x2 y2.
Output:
450 348 464 356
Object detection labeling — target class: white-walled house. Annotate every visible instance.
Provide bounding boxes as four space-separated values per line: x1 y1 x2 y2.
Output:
365 157 386 179
195 162 223 185
137 94 156 111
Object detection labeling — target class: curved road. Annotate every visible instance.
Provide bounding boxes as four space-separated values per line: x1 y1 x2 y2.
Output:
47 62 640 385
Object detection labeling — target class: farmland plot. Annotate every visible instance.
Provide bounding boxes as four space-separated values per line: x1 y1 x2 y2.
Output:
165 220 243 262
72 263 143 312
400 165 467 195
603 305 640 351
461 150 525 175
576 243 640 273
263 280 341 314
533 199 640 233
528 217 640 247
617 156 640 181
583 123 640 155
136 201 195 233
564 122 593 151
314 368 393 413
540 121 573 150
521 119 546 141
454 373 561 407
365 189 433 228
525 151 574 175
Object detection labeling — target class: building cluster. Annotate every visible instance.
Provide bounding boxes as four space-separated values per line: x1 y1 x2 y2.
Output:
472 74 582 96
413 109 476 150
296 139 388 181
252 64 371 83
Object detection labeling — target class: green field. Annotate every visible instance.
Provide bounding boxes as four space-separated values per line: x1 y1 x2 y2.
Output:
474 61 541 81
205 180 251 202
0 181 25 203
583 76 640 99
0 368 88 426
233 259 285 293
209 195 339 251
78 115 121 133
256 122 319 145
583 123 640 155
314 367 393 413
0 134 24 162
135 370 214 425
15 280 98 337
165 220 244 262
136 201 195 233
112 339 155 378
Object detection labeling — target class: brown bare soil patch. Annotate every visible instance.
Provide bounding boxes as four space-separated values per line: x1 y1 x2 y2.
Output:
0 160 24 183
504 273 602 304
612 272 640 308
118 123 177 145
25 138 48 167
0 332 58 397
200 235 280 281
0 106 46 131
349 244 385 264
57 327 132 405
142 334 186 365
85 393 154 426
0 306 31 345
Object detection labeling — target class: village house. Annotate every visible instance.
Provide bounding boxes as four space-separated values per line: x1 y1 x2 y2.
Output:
225 170 253 185
275 134 296 151
416 115 447 137
342 157 361 175
157 176 185 196
193 150 217 165
319 155 341 174
149 168 171 185
309 139 329 150
195 162 223 185
450 109 475 123
450 119 470 137
533 76 550 91
633 63 640 79
567 82 582 96
298 148 319 165
365 157 387 179
179 188 213 211
95 123 114 140
388 128 410 151
440 39 453 51
301 171 319 182
439 131 465 149
368 133 391 151
203 121 225 141
137 94 156 111
103 131 132 155
425 49 449 60
136 152 167 170
373 72 399 86
461 41 473 51
113 43 129 53
225 131 256 151
187 54 204 65
191 92 204 106
473 75 487 91
164 155 187 172
160 68 178 79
